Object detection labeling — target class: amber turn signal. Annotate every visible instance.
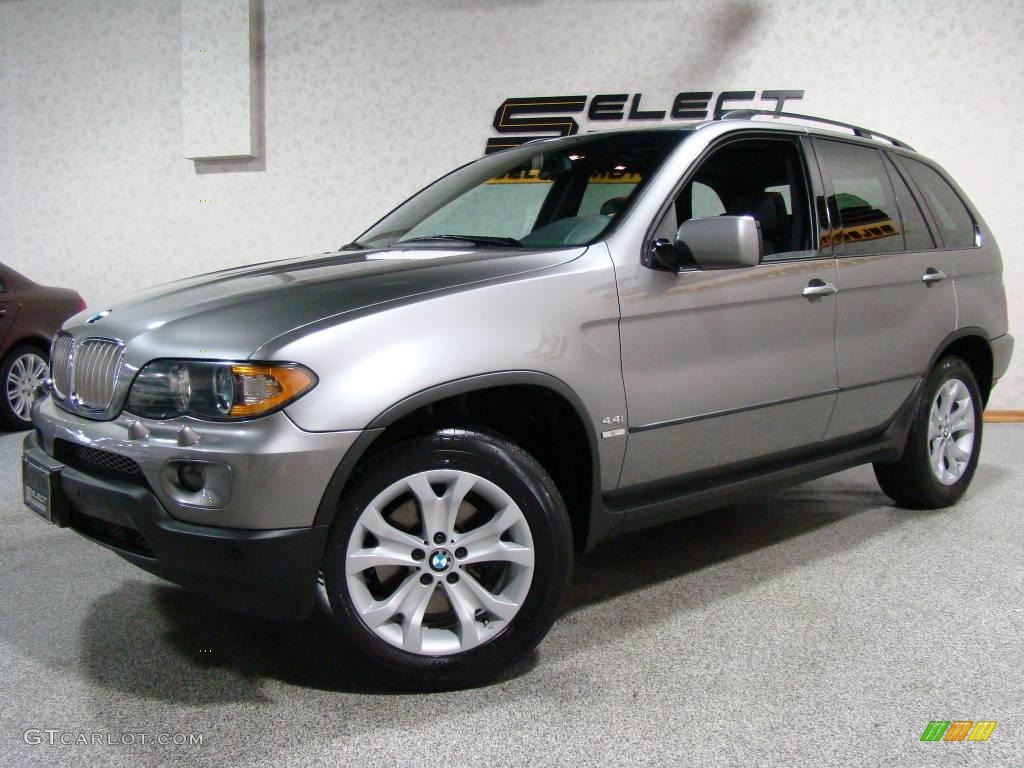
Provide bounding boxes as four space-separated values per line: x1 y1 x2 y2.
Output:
227 364 316 418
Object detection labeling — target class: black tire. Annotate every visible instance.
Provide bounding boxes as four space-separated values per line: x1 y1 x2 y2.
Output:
1 344 49 431
322 428 573 691
873 356 983 509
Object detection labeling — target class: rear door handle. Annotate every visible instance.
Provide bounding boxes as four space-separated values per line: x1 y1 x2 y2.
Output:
802 279 838 298
922 268 947 284
0 309 6 318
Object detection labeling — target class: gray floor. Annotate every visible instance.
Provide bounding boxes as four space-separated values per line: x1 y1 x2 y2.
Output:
1 428 1022 768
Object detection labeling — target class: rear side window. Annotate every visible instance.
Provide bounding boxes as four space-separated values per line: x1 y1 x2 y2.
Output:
816 140 903 256
884 155 935 251
899 158 977 248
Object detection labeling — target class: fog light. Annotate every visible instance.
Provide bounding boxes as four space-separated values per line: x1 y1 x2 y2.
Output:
177 463 206 493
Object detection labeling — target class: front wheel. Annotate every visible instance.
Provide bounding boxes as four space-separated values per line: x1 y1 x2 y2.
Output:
322 429 573 690
873 356 983 509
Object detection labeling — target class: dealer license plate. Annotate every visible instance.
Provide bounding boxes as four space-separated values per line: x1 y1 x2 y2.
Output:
23 455 58 523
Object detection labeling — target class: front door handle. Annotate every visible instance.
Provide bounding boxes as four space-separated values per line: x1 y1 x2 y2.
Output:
802 279 838 298
0 309 6 318
922 268 948 284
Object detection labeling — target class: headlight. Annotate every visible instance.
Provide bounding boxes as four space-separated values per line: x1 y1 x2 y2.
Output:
126 360 316 420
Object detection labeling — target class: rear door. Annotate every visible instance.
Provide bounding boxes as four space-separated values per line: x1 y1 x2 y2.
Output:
0 270 20 351
813 139 957 439
617 134 839 487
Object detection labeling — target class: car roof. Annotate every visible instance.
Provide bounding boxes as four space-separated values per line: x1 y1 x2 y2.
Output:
524 112 916 155
703 110 915 151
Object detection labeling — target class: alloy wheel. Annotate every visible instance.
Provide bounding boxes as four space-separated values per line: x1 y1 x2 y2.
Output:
6 352 48 422
345 469 535 656
927 377 975 486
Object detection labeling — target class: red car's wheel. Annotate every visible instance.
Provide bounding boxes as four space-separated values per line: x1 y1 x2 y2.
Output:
1 345 49 430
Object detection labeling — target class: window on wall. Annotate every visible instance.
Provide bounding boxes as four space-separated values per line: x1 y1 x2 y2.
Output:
653 137 813 261
816 140 903 256
899 158 977 249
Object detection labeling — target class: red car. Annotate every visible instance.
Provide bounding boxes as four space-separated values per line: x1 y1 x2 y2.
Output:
0 264 84 429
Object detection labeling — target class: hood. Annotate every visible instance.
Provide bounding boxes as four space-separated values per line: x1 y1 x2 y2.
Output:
64 246 585 363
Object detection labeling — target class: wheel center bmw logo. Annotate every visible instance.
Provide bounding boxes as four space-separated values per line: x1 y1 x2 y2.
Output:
429 550 452 573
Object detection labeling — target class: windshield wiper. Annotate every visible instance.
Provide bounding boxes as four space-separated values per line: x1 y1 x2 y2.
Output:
399 234 522 248
339 241 370 251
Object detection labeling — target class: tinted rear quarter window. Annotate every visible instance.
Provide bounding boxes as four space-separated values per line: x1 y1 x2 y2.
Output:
899 158 976 248
883 154 935 250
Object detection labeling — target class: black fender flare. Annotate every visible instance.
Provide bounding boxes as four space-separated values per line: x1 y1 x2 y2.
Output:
311 371 603 538
925 326 993 373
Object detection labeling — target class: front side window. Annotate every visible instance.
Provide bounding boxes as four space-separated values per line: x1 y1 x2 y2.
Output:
691 181 726 218
816 140 903 256
358 131 688 250
899 158 976 248
653 137 813 262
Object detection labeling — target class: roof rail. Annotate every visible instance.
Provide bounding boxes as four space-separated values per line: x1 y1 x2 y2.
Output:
718 109 915 151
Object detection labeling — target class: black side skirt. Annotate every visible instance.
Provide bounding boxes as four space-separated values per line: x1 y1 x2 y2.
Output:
587 380 921 548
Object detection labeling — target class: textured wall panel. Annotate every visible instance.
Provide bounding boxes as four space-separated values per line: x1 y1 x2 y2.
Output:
182 0 253 158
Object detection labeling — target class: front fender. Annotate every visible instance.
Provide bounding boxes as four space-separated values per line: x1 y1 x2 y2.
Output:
274 245 627 491
307 370 604 532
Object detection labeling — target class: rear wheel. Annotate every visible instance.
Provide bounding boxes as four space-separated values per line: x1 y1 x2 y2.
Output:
1 345 49 430
322 429 573 690
873 356 983 508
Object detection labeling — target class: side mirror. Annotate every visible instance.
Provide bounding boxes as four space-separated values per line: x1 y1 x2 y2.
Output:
672 216 763 271
644 238 685 272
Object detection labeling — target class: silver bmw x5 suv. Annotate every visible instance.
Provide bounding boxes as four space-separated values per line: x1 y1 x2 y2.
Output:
23 113 1013 689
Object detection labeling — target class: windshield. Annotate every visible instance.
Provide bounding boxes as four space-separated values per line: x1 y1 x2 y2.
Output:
356 130 689 250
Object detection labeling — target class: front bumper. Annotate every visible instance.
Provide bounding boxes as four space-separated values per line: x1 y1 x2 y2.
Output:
30 395 360 529
24 431 327 620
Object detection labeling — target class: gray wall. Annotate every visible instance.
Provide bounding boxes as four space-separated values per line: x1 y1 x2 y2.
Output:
1 0 1021 407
